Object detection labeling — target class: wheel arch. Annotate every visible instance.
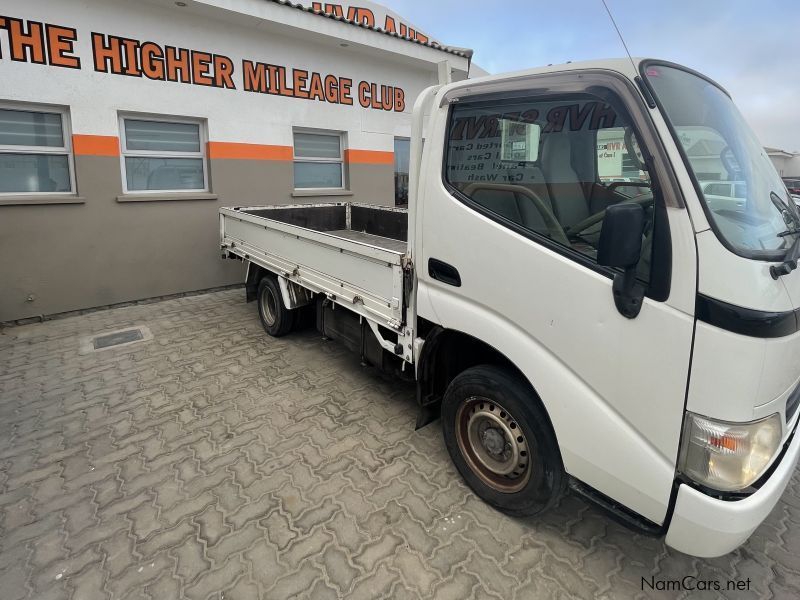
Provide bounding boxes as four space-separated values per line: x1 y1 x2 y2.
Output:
416 321 677 525
245 261 275 302
415 326 558 439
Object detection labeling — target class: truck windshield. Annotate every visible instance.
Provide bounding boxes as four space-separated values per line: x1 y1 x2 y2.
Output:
644 64 797 259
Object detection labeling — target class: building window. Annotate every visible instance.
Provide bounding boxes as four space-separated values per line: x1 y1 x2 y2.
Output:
120 115 207 193
394 137 410 205
0 104 74 195
293 130 344 189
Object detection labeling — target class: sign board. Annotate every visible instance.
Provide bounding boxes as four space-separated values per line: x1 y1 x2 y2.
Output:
302 1 440 45
500 119 540 162
0 13 407 112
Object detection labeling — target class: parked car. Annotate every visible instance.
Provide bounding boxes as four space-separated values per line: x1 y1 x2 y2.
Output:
784 178 800 196
698 180 747 211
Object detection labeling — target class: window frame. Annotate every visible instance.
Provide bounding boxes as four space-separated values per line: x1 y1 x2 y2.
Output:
393 136 411 205
0 101 76 197
439 70 681 302
118 113 209 195
639 59 793 263
292 128 346 191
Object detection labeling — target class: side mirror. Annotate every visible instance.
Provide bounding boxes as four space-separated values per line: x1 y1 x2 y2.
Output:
597 203 645 268
597 203 646 319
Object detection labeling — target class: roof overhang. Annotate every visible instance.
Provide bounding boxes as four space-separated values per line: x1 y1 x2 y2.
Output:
767 150 796 158
142 0 471 75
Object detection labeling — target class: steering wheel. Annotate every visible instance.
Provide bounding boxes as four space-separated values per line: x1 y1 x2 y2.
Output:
624 127 648 171
564 192 655 238
462 183 570 247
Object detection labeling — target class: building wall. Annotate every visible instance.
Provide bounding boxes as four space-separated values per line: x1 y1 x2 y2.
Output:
789 156 800 179
770 154 789 177
0 0 441 321
770 153 800 179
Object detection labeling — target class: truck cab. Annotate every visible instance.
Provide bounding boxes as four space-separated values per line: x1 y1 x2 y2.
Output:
222 58 800 557
413 58 800 557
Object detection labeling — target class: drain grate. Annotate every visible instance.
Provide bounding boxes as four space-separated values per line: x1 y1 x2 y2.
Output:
93 328 144 349
79 325 152 354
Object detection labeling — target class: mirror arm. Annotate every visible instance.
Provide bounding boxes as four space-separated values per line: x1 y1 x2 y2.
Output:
612 267 645 319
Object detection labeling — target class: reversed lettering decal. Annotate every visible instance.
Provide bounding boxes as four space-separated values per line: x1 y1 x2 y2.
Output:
449 104 615 141
447 101 620 184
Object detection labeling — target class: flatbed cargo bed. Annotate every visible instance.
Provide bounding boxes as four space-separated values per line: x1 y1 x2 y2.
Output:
236 202 407 253
220 202 409 331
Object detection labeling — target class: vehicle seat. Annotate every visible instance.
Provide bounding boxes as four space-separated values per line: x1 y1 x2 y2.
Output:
542 134 591 229
463 170 555 236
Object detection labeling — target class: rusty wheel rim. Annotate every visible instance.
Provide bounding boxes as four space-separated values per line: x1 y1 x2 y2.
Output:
455 396 531 493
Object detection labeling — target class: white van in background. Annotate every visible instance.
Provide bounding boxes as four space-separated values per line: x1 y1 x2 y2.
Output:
700 180 747 211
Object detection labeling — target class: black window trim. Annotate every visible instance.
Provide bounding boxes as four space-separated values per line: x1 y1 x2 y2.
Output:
440 69 677 302
639 59 786 263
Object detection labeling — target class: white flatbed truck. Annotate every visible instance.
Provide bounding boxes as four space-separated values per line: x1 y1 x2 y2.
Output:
220 58 800 557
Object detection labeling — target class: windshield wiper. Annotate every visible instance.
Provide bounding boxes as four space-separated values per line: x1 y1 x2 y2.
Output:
770 234 800 279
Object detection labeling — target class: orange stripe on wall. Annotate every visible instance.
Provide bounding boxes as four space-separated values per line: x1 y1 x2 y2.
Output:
73 134 120 157
207 143 394 164
208 141 293 161
344 149 394 165
69 135 395 165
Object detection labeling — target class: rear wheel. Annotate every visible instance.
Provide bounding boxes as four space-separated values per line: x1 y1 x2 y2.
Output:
442 365 565 516
257 276 295 337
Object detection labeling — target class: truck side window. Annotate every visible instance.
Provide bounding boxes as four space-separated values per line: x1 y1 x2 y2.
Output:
444 94 656 283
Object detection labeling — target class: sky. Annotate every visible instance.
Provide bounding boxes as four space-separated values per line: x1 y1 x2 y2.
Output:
387 0 800 151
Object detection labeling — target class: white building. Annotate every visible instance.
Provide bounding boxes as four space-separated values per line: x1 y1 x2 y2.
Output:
767 147 800 179
0 0 475 321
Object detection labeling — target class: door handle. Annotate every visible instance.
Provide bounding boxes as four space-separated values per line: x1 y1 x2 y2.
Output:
428 258 461 287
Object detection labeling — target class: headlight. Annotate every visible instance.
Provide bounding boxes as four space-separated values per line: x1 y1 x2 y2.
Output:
678 412 782 491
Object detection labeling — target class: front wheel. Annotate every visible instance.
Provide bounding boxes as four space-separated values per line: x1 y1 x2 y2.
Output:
257 276 296 337
442 365 565 516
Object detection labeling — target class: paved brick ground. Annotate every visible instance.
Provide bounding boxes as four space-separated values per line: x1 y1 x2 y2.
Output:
1 289 800 599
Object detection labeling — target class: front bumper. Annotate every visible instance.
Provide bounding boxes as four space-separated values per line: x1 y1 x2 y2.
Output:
665 425 800 557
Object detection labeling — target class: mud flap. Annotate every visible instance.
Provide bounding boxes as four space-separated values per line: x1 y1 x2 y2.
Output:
415 379 441 429
415 404 440 430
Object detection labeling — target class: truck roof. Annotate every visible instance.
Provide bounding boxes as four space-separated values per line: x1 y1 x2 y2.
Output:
446 57 644 92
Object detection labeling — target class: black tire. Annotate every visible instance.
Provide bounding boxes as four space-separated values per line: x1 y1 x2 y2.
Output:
442 365 565 516
257 276 296 337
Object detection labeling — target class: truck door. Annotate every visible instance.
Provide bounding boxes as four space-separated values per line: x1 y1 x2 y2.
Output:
417 71 697 524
